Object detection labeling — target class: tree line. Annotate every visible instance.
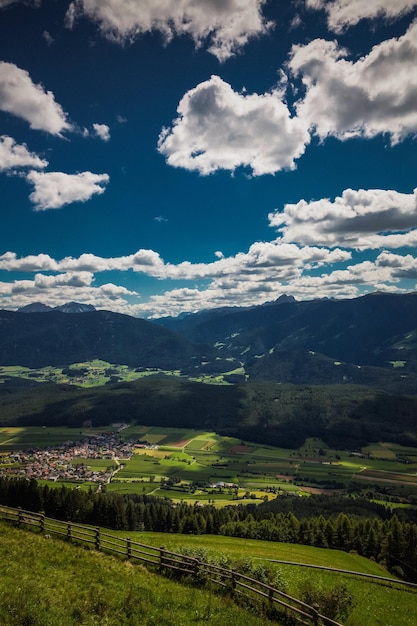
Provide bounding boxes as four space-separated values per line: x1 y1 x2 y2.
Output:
0 477 416 582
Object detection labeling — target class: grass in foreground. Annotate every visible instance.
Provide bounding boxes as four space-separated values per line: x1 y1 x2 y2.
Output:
0 522 276 626
114 531 417 626
1 517 416 626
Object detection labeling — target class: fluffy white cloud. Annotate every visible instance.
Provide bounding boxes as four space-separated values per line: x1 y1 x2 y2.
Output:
136 257 401 318
376 251 417 278
113 255 410 316
0 240 353 318
4 177 417 317
269 187 417 249
66 0 272 61
289 21 417 143
273 261 401 302
1 245 414 317
0 274 139 313
159 19 417 177
0 135 47 171
25 170 110 210
31 271 94 288
306 0 417 32
0 242 349 280
0 252 59 271
0 62 72 136
158 75 310 176
92 123 110 141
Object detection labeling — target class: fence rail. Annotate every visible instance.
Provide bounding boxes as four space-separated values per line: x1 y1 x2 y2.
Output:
0 504 342 626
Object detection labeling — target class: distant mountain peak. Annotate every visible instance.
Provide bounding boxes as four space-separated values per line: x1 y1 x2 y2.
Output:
274 294 296 304
54 302 96 313
17 302 53 313
17 302 96 314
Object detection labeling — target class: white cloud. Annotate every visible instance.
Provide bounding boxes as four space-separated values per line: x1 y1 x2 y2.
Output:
0 252 59 272
158 75 310 176
306 0 417 33
92 122 110 141
0 273 139 313
152 253 413 317
66 0 272 61
376 251 417 278
269 187 417 249
1 244 414 317
0 62 72 136
31 271 94 288
0 242 348 280
42 30 54 46
26 170 110 210
4 176 417 316
0 135 47 171
288 21 417 143
16 252 405 318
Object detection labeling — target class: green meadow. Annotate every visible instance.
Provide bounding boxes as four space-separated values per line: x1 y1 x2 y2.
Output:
1 516 413 626
110 531 417 626
0 360 237 388
0 521 272 626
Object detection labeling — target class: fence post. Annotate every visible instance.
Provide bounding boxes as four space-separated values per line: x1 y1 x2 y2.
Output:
18 507 23 527
194 558 200 581
230 569 237 597
67 522 72 541
40 512 45 533
159 546 165 571
127 537 132 559
95 527 100 550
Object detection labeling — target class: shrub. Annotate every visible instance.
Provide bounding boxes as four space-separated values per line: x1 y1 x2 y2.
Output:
298 580 354 621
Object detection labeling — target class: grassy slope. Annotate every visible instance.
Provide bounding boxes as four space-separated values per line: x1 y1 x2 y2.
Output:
1 518 413 626
0 522 274 626
114 531 417 626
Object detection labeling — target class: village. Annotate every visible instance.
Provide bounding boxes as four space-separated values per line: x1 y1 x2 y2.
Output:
0 431 136 486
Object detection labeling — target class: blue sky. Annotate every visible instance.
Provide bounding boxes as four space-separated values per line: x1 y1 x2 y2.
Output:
0 0 417 318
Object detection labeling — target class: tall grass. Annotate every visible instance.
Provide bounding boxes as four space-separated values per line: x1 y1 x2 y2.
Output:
0 522 274 626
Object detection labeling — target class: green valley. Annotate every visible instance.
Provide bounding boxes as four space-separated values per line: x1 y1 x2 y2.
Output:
2 425 417 505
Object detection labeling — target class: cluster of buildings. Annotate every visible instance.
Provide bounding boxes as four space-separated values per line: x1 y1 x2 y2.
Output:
0 431 136 485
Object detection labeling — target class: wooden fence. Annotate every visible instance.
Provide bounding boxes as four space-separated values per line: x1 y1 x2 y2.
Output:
0 504 342 626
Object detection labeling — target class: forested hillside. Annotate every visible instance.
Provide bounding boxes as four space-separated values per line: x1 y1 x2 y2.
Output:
0 309 239 373
2 376 417 449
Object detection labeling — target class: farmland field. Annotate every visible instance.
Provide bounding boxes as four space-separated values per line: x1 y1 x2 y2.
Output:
2 425 417 504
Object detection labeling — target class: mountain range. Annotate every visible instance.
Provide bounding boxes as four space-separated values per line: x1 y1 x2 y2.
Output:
0 307 238 373
17 301 97 314
2 293 417 448
156 292 417 393
1 292 417 392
